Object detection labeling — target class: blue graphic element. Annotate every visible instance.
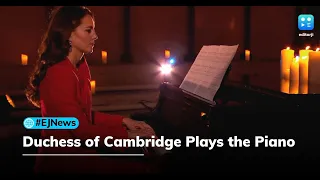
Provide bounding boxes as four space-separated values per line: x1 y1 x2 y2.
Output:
298 14 314 30
23 117 79 130
169 58 175 65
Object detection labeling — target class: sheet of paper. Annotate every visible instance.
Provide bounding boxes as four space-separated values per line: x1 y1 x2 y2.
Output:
179 44 239 102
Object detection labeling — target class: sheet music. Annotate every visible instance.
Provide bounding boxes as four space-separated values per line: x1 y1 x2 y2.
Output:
179 44 239 102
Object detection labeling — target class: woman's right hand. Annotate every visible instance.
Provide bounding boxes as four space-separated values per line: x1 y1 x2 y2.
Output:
127 128 156 138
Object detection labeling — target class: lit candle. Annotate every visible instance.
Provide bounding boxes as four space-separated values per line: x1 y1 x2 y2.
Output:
90 80 96 94
245 50 250 61
289 56 299 94
165 50 170 59
21 54 28 65
280 78 290 94
280 70 290 93
299 46 313 94
308 48 320 93
280 47 294 80
101 51 107 64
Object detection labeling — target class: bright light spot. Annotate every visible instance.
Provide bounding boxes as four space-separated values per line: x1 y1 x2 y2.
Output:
160 64 173 74
169 59 175 64
5 94 15 108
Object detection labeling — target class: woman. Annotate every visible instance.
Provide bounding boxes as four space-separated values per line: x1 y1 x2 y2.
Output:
25 6 156 173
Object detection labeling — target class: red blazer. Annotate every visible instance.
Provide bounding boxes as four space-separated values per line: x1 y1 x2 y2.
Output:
34 58 147 173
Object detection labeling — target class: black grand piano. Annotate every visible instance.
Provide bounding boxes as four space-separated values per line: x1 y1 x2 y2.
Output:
130 66 320 174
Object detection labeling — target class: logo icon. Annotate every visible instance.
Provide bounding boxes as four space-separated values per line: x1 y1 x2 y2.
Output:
23 118 34 129
298 14 314 30
22 117 79 130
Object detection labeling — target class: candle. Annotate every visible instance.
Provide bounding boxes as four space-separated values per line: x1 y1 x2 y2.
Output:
21 54 28 65
245 50 250 61
101 51 107 64
280 47 294 80
308 48 320 93
280 78 290 94
90 80 96 94
165 50 170 59
290 79 299 94
289 56 299 94
299 46 313 93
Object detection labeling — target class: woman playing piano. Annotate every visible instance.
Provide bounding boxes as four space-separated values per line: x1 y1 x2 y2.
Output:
25 6 155 173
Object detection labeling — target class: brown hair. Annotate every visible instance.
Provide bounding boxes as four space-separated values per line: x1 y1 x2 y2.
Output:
25 6 93 108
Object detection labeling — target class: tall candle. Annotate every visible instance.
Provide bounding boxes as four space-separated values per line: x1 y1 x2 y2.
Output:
101 51 107 64
165 50 170 59
245 50 250 61
289 56 299 94
308 48 320 93
90 80 96 94
21 54 28 65
280 47 294 80
280 78 290 94
299 46 313 93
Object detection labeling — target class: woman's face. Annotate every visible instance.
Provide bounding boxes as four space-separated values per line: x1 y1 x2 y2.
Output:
69 14 98 54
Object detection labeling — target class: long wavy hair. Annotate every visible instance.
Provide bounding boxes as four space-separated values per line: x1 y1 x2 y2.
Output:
25 6 93 108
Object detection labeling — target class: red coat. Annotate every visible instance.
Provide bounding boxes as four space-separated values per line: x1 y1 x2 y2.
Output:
35 58 150 173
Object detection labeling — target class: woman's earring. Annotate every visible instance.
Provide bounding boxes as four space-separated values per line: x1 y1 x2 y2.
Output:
69 40 72 52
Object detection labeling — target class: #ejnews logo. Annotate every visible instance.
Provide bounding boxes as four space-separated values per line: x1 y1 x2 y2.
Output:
23 117 79 130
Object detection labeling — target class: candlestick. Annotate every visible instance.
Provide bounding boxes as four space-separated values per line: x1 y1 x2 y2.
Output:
289 56 299 94
308 48 320 93
165 50 170 59
101 51 107 64
90 80 96 94
21 54 28 65
299 46 313 93
280 47 294 80
245 50 250 61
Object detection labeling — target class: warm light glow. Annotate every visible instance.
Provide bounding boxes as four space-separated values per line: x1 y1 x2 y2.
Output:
101 51 107 64
5 94 15 108
160 64 173 74
294 56 300 62
90 80 96 94
201 112 206 117
21 54 28 65
316 48 319 52
286 47 290 50
164 50 170 59
245 50 250 61
306 46 310 50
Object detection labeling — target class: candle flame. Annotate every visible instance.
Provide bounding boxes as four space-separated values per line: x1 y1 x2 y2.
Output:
294 56 300 63
164 50 170 58
316 48 319 51
286 47 290 50
5 94 15 108
101 51 107 57
306 46 310 50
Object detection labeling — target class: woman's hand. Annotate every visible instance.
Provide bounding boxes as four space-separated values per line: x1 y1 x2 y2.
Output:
122 118 156 138
127 128 156 138
123 118 154 130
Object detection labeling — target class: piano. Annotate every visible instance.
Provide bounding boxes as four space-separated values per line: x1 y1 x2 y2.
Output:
130 65 320 173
